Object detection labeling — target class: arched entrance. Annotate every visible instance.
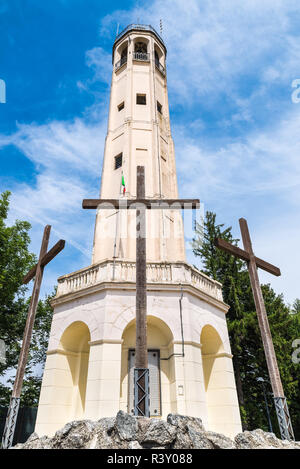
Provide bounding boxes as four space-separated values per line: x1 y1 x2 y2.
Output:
201 325 226 432
120 316 174 418
59 321 91 421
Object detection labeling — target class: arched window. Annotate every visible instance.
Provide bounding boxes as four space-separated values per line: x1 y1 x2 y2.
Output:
121 47 128 65
154 47 165 76
155 50 160 67
135 41 147 54
115 44 128 71
133 41 149 62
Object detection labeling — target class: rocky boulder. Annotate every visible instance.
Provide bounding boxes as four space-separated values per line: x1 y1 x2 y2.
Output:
12 411 300 450
235 429 300 449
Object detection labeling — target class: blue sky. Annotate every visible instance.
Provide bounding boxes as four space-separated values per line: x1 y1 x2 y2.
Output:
1 0 300 305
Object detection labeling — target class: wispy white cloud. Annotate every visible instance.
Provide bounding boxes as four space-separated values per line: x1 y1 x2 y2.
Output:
3 119 105 175
1 117 106 264
99 0 300 130
76 46 112 98
253 218 300 307
173 108 300 304
174 108 300 203
102 2 299 88
85 47 112 85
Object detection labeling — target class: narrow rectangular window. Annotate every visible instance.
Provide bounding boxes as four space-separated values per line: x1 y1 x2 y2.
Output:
118 101 124 111
136 94 146 105
157 101 162 114
114 153 123 169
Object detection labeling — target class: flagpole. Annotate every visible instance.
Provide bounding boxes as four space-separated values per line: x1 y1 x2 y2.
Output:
120 171 123 196
121 171 126 196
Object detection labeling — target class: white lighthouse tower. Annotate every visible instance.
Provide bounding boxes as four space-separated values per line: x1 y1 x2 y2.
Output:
35 24 242 439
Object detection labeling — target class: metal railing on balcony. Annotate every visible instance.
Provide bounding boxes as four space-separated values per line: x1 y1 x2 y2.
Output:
155 60 165 76
133 52 150 62
115 56 127 71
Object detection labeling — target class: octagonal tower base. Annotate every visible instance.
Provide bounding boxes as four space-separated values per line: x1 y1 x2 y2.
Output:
35 260 242 439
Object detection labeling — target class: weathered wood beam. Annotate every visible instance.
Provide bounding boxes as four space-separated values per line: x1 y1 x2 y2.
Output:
82 198 200 210
214 238 250 262
23 239 65 284
135 166 148 417
13 226 51 398
214 238 280 276
238 217 284 398
254 256 281 277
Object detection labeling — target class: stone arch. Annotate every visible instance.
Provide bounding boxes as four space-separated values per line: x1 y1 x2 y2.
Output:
133 36 150 62
201 325 224 358
196 314 228 351
120 315 175 418
58 321 91 421
134 37 149 53
112 303 179 342
49 307 98 350
154 43 164 66
200 325 228 433
115 39 128 65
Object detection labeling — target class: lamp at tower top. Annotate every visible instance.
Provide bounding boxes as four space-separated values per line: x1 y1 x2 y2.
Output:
113 23 167 61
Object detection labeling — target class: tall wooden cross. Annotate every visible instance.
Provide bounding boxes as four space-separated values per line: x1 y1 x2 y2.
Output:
1 225 65 449
215 218 294 441
83 165 199 416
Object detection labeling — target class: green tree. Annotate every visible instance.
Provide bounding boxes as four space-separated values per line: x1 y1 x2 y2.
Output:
192 211 300 438
0 191 53 407
0 191 35 370
192 212 253 424
0 293 54 407
292 299 300 315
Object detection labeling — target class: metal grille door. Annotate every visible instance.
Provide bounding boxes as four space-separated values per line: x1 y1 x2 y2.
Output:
128 349 161 416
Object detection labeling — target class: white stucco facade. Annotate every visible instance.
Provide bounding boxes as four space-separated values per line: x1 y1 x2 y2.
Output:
35 24 242 440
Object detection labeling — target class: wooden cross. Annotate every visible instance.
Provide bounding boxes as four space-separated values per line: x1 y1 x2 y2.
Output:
1 225 65 449
83 165 199 416
215 218 294 441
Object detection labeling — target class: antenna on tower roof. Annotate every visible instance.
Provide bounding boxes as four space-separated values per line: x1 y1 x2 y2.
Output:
116 23 120 37
160 19 163 36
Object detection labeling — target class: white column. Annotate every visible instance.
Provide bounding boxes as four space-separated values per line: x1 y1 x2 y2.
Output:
203 352 242 438
35 350 74 437
84 340 122 419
